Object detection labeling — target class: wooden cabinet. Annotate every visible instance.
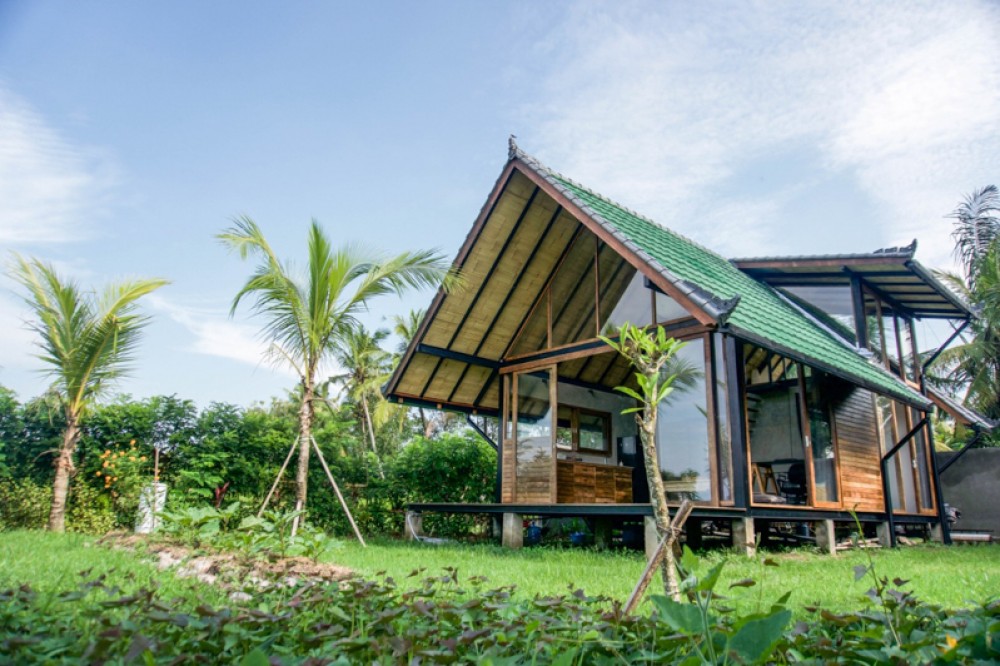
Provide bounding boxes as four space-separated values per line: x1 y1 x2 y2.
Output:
556 460 633 503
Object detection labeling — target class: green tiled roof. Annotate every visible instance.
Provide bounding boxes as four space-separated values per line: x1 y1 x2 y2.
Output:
532 166 929 408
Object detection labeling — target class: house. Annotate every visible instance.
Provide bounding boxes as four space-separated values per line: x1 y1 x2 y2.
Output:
385 139 984 554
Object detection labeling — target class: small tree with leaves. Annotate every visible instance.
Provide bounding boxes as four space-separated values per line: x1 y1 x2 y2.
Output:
601 323 687 601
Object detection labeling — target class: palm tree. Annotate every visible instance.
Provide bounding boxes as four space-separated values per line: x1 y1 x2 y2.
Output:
330 324 394 476
8 255 167 532
219 217 452 521
934 243 1000 428
948 185 999 285
392 309 432 436
932 186 1000 442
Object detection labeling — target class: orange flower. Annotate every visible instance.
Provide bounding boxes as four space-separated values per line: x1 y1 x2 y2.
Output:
139 456 147 462
129 439 136 445
95 471 102 476
102 461 109 468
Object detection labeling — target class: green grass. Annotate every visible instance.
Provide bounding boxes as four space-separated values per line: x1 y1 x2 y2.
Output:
1 530 997 615
331 538 1000 613
0 530 228 606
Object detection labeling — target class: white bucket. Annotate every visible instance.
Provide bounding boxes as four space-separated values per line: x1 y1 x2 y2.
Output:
135 483 168 534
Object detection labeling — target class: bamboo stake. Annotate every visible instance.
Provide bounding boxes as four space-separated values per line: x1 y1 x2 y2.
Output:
311 437 367 547
258 436 299 518
624 500 693 615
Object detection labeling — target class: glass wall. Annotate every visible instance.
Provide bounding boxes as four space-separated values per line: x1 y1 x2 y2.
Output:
600 271 652 334
656 337 711 501
782 285 856 341
713 334 733 503
802 369 839 504
515 370 554 502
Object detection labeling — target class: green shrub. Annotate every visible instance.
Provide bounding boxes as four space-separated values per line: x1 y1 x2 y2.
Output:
66 482 115 534
0 478 51 530
390 432 496 537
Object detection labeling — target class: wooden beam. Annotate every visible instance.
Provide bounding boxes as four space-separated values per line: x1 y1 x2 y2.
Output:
512 161 717 326
419 186 541 398
415 344 499 369
385 160 517 398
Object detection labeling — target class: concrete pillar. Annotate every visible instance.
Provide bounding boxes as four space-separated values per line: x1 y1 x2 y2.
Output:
876 521 892 548
593 518 612 551
404 511 422 541
732 518 756 557
502 513 523 549
814 519 837 555
644 516 659 561
929 523 944 544
685 518 703 551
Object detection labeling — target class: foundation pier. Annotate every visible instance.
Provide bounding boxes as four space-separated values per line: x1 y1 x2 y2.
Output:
502 513 523 549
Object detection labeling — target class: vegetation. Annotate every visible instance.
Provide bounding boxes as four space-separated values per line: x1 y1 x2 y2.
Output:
1 531 998 664
932 185 1000 445
6 255 167 532
0 388 494 538
601 323 688 601
219 217 453 533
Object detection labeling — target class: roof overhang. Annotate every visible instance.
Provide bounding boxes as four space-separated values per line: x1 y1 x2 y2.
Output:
733 244 972 320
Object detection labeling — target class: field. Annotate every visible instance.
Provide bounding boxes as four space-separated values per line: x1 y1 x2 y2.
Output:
3 530 998 614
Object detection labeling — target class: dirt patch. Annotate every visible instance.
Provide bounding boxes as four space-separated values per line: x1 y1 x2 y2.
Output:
97 533 353 599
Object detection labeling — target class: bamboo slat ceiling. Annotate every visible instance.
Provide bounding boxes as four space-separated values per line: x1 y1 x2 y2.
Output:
384 168 641 415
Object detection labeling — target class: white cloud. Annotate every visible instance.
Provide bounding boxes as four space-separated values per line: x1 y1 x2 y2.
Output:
0 85 117 245
0 291 39 374
147 294 288 372
519 1 1000 266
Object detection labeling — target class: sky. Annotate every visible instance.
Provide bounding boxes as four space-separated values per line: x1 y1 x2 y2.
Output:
1 1 998 408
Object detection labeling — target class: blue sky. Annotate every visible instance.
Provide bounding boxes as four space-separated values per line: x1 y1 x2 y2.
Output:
1 1 999 407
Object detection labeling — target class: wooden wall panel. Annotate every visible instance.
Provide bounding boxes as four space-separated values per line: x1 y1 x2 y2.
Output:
834 387 884 512
502 439 516 503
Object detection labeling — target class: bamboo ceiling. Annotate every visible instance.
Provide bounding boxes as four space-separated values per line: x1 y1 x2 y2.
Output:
384 167 651 415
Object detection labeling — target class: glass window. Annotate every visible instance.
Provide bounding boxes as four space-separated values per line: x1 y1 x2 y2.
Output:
578 411 609 452
656 337 711 501
802 372 839 504
655 289 688 323
600 271 652 334
515 370 554 502
782 285 856 338
713 334 733 503
554 403 611 455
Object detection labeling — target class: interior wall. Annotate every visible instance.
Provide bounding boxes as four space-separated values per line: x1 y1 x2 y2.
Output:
749 389 802 463
556 381 635 465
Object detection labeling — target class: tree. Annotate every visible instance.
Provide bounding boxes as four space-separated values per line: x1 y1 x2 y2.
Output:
219 217 452 525
330 324 394 476
601 323 688 601
932 187 1000 442
8 255 167 532
948 185 999 285
391 309 433 437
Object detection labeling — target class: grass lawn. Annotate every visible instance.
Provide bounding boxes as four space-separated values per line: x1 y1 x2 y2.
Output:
0 530 228 606
331 537 1000 613
1 530 998 614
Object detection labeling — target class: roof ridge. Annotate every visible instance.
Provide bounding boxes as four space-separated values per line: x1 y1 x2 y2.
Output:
509 141 729 265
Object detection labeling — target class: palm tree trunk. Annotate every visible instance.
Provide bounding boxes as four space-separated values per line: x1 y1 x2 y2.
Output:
361 394 385 479
48 411 80 533
639 407 681 601
292 383 314 535
419 407 430 438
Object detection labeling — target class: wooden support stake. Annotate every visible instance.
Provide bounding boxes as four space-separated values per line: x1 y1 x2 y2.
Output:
258 436 299 518
311 437 367 548
624 500 693 615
